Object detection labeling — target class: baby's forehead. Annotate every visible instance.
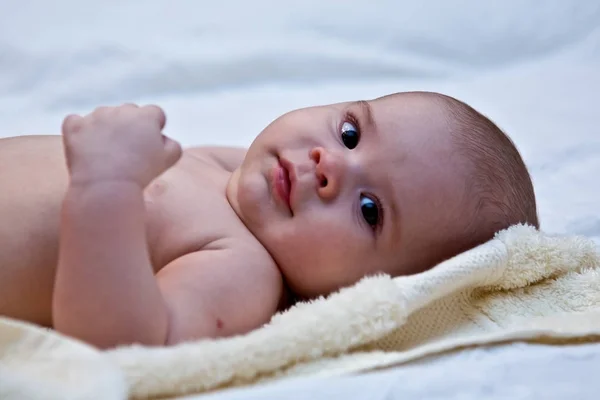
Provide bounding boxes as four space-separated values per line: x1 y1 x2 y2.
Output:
371 92 448 117
366 94 465 201
369 94 450 141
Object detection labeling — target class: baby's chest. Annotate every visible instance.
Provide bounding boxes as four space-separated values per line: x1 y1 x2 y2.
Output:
143 158 248 270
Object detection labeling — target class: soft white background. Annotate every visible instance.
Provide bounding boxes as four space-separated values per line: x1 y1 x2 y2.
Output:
1 1 600 398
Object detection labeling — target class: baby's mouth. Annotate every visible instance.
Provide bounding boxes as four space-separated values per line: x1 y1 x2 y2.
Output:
273 158 292 213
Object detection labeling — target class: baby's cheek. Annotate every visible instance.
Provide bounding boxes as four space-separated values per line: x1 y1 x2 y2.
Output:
308 208 358 242
300 228 360 268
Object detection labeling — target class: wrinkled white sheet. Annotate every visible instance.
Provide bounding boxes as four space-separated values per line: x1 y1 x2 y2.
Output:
1 1 599 399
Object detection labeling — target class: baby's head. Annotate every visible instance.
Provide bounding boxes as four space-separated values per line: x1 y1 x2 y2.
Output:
227 91 538 298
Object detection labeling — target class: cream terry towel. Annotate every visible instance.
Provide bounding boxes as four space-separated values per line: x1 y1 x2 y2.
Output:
1 224 600 400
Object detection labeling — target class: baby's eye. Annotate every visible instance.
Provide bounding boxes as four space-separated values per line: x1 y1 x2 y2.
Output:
341 121 359 149
360 195 380 228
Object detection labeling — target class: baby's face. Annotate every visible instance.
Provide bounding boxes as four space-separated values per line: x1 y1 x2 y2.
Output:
227 93 469 298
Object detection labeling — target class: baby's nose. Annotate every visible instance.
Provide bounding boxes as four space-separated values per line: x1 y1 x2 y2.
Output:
310 147 346 201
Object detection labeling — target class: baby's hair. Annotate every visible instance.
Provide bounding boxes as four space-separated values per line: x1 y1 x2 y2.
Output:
432 93 539 243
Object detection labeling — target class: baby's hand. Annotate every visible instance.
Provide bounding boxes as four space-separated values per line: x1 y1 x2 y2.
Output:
61 104 182 188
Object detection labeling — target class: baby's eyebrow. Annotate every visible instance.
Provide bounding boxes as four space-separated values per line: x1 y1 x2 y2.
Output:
353 100 376 132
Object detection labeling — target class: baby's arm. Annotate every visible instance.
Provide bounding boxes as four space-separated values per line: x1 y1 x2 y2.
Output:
53 104 180 348
53 104 280 348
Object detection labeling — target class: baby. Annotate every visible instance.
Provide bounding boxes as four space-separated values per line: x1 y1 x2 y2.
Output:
0 91 538 349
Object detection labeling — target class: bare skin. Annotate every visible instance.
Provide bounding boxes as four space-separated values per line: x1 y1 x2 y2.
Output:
0 131 282 348
0 93 472 349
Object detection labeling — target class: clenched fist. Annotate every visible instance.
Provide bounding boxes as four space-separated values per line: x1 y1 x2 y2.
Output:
61 103 182 188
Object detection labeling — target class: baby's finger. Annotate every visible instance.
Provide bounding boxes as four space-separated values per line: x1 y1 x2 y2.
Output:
162 135 182 169
61 114 83 134
141 104 167 130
